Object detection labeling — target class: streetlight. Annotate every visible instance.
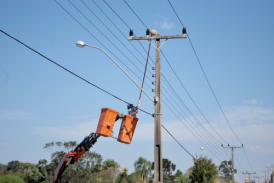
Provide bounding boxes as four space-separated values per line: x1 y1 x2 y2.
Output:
76 40 153 102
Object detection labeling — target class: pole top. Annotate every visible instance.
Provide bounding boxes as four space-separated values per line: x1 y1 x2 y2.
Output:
151 29 157 35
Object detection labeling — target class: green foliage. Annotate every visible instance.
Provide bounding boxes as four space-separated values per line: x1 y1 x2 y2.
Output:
218 160 236 180
189 156 218 183
174 169 191 183
115 170 128 183
0 174 24 183
134 157 152 183
152 158 176 182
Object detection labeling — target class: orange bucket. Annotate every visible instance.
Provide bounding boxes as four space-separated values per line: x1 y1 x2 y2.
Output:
117 115 139 144
96 108 119 137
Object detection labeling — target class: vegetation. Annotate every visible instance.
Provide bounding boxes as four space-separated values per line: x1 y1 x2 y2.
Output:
218 160 237 180
0 141 233 183
189 156 218 183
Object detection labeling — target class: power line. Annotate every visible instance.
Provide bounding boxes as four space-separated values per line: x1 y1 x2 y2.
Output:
123 0 231 160
161 51 229 145
102 0 156 67
162 124 195 159
167 0 255 171
0 29 152 116
54 0 151 91
2 28 198 161
161 94 228 161
167 0 242 145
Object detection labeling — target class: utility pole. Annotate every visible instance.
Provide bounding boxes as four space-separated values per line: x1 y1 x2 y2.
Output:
222 144 243 183
254 176 264 183
243 171 256 183
266 167 272 183
262 170 267 183
129 28 187 183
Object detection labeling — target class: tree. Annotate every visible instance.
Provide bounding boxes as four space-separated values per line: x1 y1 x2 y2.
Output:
38 159 48 167
134 157 152 183
0 174 24 183
219 160 236 180
152 158 176 181
115 170 128 183
189 156 218 183
174 169 190 183
6 160 20 172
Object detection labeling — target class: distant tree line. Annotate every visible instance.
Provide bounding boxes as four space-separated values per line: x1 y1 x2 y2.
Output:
0 142 233 183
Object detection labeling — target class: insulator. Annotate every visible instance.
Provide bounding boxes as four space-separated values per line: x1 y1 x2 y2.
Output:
152 74 155 77
152 67 155 70
152 89 155 92
129 29 133 37
228 144 230 147
152 82 155 85
146 29 150 36
183 27 187 35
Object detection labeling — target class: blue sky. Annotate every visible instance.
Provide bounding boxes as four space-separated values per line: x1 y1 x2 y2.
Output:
1 0 274 182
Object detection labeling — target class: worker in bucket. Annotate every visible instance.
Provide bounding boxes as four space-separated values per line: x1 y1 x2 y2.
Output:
127 104 138 118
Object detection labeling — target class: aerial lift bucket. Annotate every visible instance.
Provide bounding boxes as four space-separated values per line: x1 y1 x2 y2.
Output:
96 108 119 137
117 115 139 144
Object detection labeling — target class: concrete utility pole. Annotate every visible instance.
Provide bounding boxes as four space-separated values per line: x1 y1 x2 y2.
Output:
243 171 256 183
222 145 243 183
266 167 272 183
254 176 264 183
129 28 187 183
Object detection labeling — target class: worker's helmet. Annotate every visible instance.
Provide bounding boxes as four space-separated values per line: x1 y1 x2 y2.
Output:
127 104 133 109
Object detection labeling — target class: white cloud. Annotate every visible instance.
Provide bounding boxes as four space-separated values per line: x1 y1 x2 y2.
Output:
0 109 35 121
34 120 99 141
243 99 261 105
34 105 274 146
154 13 174 30
247 145 274 154
220 106 274 125
160 22 174 29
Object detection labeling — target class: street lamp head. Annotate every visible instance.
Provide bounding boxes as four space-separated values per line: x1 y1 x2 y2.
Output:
76 40 86 48
200 147 204 150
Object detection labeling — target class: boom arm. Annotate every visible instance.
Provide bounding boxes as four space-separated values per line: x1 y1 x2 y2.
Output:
53 133 100 183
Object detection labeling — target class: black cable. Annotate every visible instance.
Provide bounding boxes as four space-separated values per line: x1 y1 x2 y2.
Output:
102 0 156 67
234 154 246 172
167 0 242 145
123 0 148 29
161 74 230 160
68 0 145 77
54 0 151 91
161 51 229 145
162 124 195 159
167 0 256 171
121 0 231 160
162 94 228 161
0 29 152 116
80 0 155 87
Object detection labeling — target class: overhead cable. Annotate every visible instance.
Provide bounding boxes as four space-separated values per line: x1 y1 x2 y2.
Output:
0 29 152 116
167 0 254 171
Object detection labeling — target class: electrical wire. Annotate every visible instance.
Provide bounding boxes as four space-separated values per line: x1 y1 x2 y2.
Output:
0 29 152 116
123 0 231 160
54 0 230 163
161 51 229 145
161 94 228 161
167 0 255 171
102 0 156 67
162 124 195 159
54 0 151 92
167 0 241 145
